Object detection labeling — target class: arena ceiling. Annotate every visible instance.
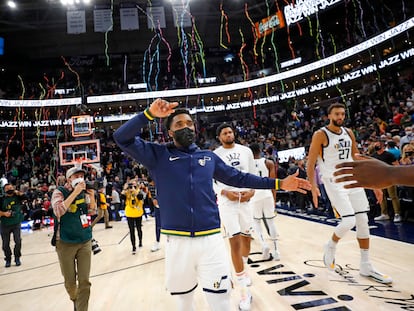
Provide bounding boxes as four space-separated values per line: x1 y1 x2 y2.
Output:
0 0 276 59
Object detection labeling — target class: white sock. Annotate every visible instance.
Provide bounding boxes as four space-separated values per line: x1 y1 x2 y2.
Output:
236 270 248 287
360 248 369 263
328 239 337 248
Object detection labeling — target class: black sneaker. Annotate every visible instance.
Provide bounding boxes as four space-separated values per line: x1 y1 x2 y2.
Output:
132 247 136 255
5 260 11 268
15 258 21 266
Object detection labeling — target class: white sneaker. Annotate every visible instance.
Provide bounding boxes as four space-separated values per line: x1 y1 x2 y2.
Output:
150 242 160 252
374 214 390 221
393 214 402 223
272 249 281 261
239 290 252 311
262 245 271 260
360 262 393 284
323 243 336 271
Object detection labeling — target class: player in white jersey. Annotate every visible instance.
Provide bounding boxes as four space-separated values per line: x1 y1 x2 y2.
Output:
307 103 391 284
214 123 255 311
249 143 280 261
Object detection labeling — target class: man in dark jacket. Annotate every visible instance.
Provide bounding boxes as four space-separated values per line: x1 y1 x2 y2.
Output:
0 183 26 267
113 98 311 311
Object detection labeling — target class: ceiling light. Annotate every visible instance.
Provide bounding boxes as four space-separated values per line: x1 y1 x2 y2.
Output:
7 1 17 9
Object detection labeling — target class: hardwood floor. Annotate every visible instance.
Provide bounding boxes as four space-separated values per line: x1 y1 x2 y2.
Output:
1 214 413 310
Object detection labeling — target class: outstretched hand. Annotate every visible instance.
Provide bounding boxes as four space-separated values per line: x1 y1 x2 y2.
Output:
280 170 312 194
148 98 179 118
333 155 392 189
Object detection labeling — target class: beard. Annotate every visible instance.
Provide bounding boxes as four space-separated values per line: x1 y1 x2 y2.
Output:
222 137 235 146
332 119 343 127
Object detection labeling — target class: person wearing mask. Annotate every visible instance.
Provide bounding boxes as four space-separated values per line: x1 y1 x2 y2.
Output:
0 183 26 267
400 126 413 151
122 182 144 254
371 140 402 223
91 186 113 229
307 103 391 285
400 144 414 165
113 98 311 311
51 166 97 311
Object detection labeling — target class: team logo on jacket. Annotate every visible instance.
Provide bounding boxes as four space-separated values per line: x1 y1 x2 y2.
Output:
198 156 211 166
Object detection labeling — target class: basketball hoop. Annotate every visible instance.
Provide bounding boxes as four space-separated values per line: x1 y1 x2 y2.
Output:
74 158 83 170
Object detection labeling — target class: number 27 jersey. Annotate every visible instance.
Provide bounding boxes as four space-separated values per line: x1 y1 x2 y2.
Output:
317 126 353 180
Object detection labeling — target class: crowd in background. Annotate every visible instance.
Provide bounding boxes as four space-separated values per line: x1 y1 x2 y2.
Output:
0 69 413 228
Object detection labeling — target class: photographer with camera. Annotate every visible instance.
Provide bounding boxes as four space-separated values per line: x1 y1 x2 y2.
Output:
91 185 112 229
122 181 144 254
51 166 97 311
0 183 26 267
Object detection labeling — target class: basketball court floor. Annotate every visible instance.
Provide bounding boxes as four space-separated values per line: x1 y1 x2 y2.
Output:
1 209 413 311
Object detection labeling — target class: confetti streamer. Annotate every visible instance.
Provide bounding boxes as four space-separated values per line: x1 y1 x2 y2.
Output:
314 13 326 79
104 0 114 66
238 28 249 82
344 0 352 44
219 3 230 49
61 56 83 97
244 3 259 64
355 0 367 39
158 22 172 73
43 72 64 99
192 18 207 78
123 54 128 85
363 0 380 34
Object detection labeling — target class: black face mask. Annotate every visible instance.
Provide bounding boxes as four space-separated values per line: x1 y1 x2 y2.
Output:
6 190 14 195
173 127 195 148
374 145 381 151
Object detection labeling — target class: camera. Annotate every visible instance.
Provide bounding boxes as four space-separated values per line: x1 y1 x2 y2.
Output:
91 238 102 255
128 183 134 189
86 181 99 190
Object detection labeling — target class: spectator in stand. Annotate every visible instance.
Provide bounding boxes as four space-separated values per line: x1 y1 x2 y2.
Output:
400 144 414 166
400 126 414 151
371 140 402 223
385 140 401 161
